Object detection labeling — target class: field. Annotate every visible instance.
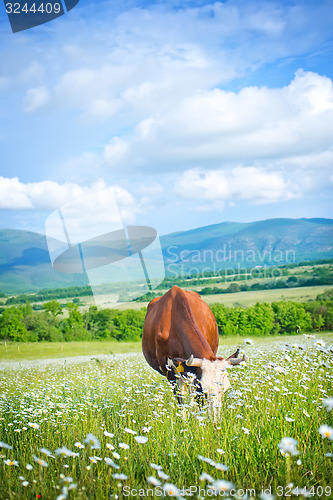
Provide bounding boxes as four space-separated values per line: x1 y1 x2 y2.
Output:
29 284 330 312
202 285 333 308
0 341 141 363
0 334 332 499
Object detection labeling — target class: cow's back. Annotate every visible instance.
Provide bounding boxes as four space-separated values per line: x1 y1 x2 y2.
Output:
142 286 218 374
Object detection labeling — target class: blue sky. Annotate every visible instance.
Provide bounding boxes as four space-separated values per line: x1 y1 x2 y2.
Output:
0 0 333 236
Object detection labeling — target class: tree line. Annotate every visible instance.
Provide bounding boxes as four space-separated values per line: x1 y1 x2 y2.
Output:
0 290 332 342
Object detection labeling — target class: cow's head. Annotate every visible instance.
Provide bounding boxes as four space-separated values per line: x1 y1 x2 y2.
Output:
167 349 245 407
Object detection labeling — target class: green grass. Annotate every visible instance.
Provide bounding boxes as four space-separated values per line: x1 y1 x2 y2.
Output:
0 334 332 499
0 341 141 362
202 285 333 307
2 333 331 363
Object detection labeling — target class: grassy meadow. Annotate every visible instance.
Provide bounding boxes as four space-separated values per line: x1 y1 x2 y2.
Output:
0 334 332 499
0 340 141 362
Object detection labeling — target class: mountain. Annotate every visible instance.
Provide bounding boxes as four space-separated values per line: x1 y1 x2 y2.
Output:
0 218 333 293
0 229 88 294
161 218 333 273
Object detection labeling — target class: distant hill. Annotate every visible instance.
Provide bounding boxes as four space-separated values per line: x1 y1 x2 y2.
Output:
0 229 88 294
0 218 332 294
160 218 333 273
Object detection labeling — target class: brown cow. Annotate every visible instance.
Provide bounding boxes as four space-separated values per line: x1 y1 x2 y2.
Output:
142 285 244 408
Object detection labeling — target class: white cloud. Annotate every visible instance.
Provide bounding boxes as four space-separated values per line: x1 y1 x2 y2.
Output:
128 70 333 166
24 86 50 113
103 138 132 168
0 177 144 224
175 166 300 208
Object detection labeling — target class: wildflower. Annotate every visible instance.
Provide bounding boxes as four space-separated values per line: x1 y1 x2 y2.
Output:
278 437 299 456
157 470 169 480
211 479 235 492
26 464 33 470
124 427 137 435
104 457 120 469
119 443 130 450
285 417 295 422
214 463 229 472
104 431 114 438
22 481 29 487
323 398 333 412
84 434 101 449
199 472 214 482
150 463 163 470
216 449 225 454
32 455 48 467
55 447 77 457
318 425 333 440
4 459 19 466
61 476 74 484
242 427 250 434
112 452 120 460
243 338 254 345
74 442 84 449
147 476 161 486
316 340 326 348
28 422 40 430
134 436 148 444
0 441 13 450
162 483 179 496
142 426 152 433
40 448 55 458
112 473 128 480
106 443 115 450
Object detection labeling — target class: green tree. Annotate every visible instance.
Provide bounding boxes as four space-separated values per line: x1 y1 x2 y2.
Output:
43 300 62 317
272 301 312 334
61 303 91 341
0 307 33 341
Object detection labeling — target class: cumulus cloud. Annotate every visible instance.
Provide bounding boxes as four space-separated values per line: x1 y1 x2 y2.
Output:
175 167 300 208
126 70 333 167
0 177 146 225
103 138 132 168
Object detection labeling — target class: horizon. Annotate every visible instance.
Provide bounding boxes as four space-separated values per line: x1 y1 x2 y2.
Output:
1 215 333 239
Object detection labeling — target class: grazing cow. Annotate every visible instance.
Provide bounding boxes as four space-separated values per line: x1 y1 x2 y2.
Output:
142 285 244 408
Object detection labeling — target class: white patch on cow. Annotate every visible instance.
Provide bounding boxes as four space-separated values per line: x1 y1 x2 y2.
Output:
200 359 231 407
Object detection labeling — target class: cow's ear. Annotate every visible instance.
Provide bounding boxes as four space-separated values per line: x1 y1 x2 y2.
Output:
227 348 240 360
167 358 176 371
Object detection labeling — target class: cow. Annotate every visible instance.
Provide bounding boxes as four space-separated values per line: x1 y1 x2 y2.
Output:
142 285 244 409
